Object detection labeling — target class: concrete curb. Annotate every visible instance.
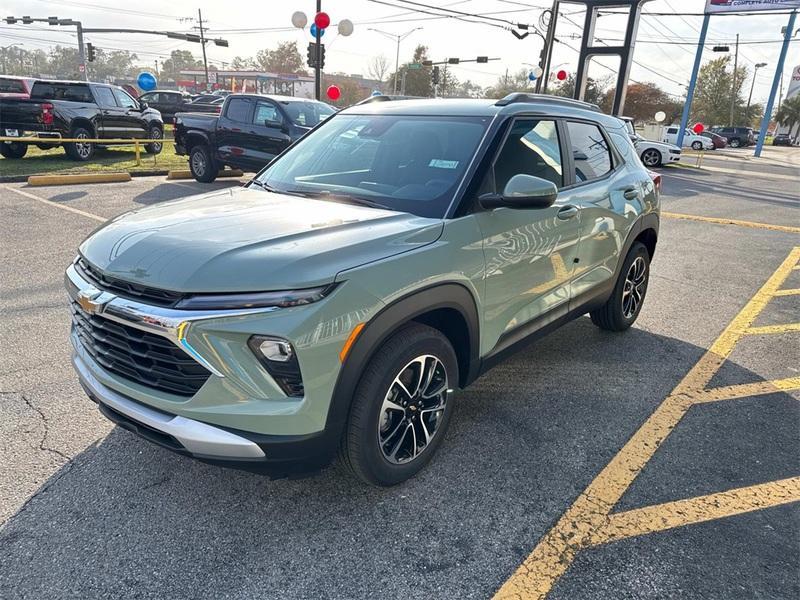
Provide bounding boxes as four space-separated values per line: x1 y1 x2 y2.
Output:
27 172 132 186
166 169 245 180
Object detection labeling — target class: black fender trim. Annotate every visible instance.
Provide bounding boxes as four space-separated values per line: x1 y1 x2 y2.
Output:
323 283 481 447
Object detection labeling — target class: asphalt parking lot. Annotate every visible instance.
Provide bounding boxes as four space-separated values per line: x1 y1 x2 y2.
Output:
1 147 798 599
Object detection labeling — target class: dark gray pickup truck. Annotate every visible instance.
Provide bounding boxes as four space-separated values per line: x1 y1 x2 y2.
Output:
0 80 164 161
173 93 335 182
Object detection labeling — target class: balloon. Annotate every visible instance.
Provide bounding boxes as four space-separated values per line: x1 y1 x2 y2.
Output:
371 90 382 96
693 122 705 134
654 110 666 123
315 12 331 29
291 11 307 29
338 19 354 36
556 69 568 81
310 23 325 38
528 71 537 81
137 71 157 91
326 85 341 101
532 66 543 78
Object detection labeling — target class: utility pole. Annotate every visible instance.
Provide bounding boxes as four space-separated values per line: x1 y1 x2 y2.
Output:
537 0 559 94
197 9 209 90
154 59 159 77
729 33 739 126
746 62 767 120
315 0 322 100
368 27 423 95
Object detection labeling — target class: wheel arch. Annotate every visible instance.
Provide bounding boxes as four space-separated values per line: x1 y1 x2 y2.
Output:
324 282 481 438
69 118 96 137
184 130 210 151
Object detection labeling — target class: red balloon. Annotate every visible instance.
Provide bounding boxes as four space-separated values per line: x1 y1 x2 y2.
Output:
315 12 331 29
692 122 705 134
326 85 341 101
556 69 568 81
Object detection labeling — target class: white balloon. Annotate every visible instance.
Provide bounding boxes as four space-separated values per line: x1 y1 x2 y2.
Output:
654 110 666 123
338 19 354 36
533 66 543 78
291 11 308 29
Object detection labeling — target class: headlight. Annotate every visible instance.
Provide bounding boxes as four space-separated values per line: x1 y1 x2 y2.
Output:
174 284 337 310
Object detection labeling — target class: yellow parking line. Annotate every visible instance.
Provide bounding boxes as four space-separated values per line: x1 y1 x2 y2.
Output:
594 477 800 545
743 323 800 335
773 288 800 296
662 212 800 234
3 185 105 223
493 247 800 600
692 377 800 404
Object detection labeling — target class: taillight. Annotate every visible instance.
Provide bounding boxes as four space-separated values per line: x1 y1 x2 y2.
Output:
647 169 662 194
41 102 54 125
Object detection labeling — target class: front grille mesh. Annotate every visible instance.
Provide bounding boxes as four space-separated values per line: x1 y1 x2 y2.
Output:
70 301 211 397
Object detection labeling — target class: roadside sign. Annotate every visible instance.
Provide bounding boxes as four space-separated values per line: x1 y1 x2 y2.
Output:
78 64 85 73
408 63 422 70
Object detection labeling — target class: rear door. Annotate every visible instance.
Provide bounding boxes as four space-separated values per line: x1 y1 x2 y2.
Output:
112 87 147 138
216 97 254 168
92 85 123 139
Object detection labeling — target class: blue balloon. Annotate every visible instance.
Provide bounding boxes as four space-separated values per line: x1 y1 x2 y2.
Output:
371 90 382 96
310 23 325 37
528 71 537 81
137 71 157 91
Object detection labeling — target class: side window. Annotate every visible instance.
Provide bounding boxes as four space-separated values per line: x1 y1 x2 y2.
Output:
566 121 613 183
225 98 252 123
139 92 154 103
254 101 281 125
483 119 563 193
163 93 179 105
667 127 678 134
112 88 137 109
94 86 117 107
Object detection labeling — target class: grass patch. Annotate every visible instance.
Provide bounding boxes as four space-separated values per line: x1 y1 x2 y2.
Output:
0 141 187 178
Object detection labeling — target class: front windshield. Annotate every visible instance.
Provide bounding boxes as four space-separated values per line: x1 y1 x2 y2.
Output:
282 101 336 127
256 114 490 218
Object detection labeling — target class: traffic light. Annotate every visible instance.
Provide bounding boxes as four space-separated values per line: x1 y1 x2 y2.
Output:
5 17 17 24
319 44 325 69
477 56 488 63
307 42 316 68
86 43 95 62
21 15 32 24
432 66 440 85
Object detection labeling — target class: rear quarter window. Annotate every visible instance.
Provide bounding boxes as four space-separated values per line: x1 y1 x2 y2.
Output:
31 82 93 103
0 78 26 93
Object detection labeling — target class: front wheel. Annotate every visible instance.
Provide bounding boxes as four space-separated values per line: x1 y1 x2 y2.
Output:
691 141 702 150
640 148 662 168
340 323 458 486
188 144 217 183
729 138 740 148
0 141 27 159
590 242 650 332
144 125 163 154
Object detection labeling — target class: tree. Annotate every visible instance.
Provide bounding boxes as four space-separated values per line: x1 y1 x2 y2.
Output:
231 55 256 70
455 79 484 99
88 49 139 82
255 41 306 75
484 69 531 99
160 50 203 82
46 45 82 79
438 65 460 98
775 95 800 135
551 73 611 106
600 82 682 121
388 45 432 97
692 56 750 127
366 54 390 87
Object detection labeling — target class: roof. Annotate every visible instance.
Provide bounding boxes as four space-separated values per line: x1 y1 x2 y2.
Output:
221 92 330 104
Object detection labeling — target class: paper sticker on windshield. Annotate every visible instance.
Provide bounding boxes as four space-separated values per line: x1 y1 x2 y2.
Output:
429 159 459 169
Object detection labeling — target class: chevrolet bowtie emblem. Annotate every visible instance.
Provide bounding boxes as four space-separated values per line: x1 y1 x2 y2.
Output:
77 287 106 315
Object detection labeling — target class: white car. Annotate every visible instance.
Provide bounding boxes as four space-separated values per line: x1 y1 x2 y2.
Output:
662 125 715 151
620 117 681 168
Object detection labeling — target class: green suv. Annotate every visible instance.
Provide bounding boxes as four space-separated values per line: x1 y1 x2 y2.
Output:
66 93 659 486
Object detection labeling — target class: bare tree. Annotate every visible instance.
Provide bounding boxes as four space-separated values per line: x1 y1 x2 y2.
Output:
367 54 390 85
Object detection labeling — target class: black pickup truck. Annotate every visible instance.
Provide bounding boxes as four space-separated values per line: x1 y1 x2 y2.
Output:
0 79 164 161
173 93 335 182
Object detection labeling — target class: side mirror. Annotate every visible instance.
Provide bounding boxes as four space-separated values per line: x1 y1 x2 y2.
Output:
265 119 289 133
139 101 148 110
479 174 558 210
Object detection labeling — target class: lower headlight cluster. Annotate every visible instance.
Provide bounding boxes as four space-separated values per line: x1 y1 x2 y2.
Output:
248 335 304 397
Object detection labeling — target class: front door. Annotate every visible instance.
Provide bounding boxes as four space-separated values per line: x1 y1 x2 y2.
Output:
92 86 125 139
112 88 147 138
474 117 582 354
247 99 292 167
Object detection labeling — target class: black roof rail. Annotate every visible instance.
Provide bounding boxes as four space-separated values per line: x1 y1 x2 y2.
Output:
494 92 601 112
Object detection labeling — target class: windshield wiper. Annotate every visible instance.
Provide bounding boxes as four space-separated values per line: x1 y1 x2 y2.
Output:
249 180 310 198
289 189 391 211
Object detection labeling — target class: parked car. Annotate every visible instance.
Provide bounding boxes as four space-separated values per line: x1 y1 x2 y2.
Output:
661 126 715 150
190 93 218 103
709 126 754 148
700 131 727 149
174 93 335 182
620 117 681 167
0 79 164 160
772 133 795 146
67 93 659 485
137 89 194 123
0 75 34 99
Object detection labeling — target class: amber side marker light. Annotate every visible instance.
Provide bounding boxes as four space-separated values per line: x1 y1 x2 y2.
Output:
339 323 365 362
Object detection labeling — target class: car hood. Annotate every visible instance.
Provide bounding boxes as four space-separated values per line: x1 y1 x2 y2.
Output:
79 187 443 292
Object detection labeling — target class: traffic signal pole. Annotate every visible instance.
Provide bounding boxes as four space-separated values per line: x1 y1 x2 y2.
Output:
315 0 322 100
76 21 88 80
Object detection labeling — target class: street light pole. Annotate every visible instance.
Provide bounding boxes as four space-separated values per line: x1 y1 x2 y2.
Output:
746 62 767 120
198 9 209 90
729 33 739 126
315 0 322 101
368 27 422 95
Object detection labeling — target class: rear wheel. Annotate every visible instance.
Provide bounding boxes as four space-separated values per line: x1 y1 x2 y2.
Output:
189 144 217 183
590 242 650 332
144 125 163 154
640 148 662 168
691 141 702 150
64 127 94 161
729 138 740 148
0 142 27 159
340 323 457 486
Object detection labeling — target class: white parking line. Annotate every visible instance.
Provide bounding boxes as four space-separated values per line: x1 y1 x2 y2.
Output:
3 185 106 223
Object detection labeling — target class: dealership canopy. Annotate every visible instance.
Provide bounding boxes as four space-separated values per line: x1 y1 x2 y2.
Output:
705 0 800 14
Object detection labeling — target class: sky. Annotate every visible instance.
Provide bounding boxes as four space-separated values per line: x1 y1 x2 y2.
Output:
1 0 799 105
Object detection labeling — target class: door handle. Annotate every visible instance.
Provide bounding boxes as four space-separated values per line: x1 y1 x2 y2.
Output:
557 205 578 220
102 110 111 115
623 187 640 200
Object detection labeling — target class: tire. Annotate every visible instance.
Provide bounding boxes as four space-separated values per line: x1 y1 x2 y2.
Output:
144 125 163 154
189 144 217 183
0 142 27 159
729 138 740 148
590 242 650 332
640 148 662 168
64 126 95 161
691 141 702 150
340 323 458 487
